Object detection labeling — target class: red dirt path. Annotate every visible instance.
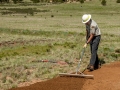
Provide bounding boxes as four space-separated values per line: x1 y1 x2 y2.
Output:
10 61 120 90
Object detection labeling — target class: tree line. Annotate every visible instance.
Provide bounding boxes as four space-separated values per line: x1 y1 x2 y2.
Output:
0 0 120 5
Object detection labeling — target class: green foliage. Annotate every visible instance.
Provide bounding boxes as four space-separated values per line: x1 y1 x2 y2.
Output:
116 0 120 3
111 53 120 59
0 8 48 16
0 45 53 58
101 0 106 6
115 49 120 53
12 0 23 4
63 42 77 49
12 0 17 4
1 76 7 83
52 0 64 3
31 0 39 3
80 0 84 4
103 47 111 52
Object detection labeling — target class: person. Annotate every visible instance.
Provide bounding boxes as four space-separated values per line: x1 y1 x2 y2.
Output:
82 14 101 71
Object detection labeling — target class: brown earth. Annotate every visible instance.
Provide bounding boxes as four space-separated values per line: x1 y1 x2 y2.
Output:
10 61 120 90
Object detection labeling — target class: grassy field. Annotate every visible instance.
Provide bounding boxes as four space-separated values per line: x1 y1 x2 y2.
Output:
0 0 120 89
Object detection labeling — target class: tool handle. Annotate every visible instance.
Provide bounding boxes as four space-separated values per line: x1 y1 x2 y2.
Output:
76 48 86 73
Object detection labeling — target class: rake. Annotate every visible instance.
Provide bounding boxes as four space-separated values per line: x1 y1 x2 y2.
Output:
59 47 94 79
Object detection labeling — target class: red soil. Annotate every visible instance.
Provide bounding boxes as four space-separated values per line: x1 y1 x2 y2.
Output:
10 61 120 90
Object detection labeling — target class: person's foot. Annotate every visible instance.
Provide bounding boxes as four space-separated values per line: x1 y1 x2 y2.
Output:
94 63 101 70
89 65 94 71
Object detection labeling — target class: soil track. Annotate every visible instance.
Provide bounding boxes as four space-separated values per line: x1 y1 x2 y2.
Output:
10 61 120 90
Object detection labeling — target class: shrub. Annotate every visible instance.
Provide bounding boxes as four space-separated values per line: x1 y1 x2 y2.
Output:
115 49 120 53
80 0 84 4
12 0 23 4
101 0 106 6
31 0 39 3
116 0 120 3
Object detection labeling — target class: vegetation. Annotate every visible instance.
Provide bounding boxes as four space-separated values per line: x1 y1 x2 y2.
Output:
0 0 119 4
0 0 120 89
116 0 120 3
31 0 39 3
101 0 106 6
80 0 84 4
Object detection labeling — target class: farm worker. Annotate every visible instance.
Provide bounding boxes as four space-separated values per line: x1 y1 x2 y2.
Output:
82 14 101 71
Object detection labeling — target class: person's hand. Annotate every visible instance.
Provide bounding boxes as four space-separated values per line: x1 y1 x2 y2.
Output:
83 43 87 48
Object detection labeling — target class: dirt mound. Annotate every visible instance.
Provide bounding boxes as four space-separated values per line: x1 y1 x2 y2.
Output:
10 61 120 90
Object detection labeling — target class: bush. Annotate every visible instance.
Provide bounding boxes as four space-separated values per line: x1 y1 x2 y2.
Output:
12 0 23 4
116 0 120 3
101 0 106 6
31 0 39 3
80 0 84 4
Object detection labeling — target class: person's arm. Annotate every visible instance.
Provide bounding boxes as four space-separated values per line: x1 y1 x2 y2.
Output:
86 34 94 44
83 34 94 48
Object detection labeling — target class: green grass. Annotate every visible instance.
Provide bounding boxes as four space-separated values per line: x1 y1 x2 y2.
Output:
0 0 120 89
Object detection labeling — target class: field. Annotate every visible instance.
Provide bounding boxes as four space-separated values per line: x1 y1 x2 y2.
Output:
0 0 120 89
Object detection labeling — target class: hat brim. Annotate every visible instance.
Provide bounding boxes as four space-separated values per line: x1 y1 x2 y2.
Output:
82 14 91 23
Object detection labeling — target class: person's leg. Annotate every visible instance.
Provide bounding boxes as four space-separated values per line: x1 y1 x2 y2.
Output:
90 42 98 67
89 36 101 71
94 54 99 69
87 44 92 70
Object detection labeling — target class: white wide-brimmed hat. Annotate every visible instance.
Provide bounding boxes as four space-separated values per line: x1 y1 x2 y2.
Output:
82 14 91 23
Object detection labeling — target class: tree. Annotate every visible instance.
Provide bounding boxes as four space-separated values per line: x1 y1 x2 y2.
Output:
101 0 106 6
12 0 23 4
116 0 120 3
0 0 10 3
31 0 39 3
80 0 84 4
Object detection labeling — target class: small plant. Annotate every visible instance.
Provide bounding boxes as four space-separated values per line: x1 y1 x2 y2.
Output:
2 76 6 83
101 0 106 6
111 53 118 59
115 49 120 53
63 42 76 49
51 15 54 17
